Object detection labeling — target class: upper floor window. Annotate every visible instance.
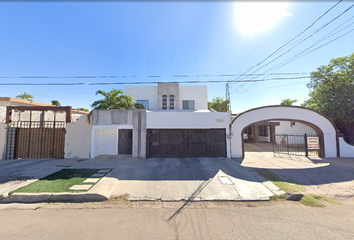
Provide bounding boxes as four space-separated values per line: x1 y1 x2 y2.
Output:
162 95 167 110
170 95 174 109
182 100 194 110
137 100 149 110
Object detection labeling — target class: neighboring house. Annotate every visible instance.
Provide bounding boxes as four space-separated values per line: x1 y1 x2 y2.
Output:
0 97 89 160
84 83 231 159
0 97 88 123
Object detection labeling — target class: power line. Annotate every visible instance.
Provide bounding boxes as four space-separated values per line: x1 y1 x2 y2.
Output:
244 3 354 77
0 72 310 79
224 0 323 75
263 22 354 74
0 76 310 86
229 0 343 88
0 83 85 85
231 2 354 99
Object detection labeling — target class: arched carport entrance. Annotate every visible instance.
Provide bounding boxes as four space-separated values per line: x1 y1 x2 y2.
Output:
231 106 339 158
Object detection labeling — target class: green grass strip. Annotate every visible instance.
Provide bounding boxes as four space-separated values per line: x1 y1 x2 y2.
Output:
301 194 326 208
12 169 100 193
255 169 305 193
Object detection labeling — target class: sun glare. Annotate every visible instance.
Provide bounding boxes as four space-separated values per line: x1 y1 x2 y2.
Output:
234 2 292 35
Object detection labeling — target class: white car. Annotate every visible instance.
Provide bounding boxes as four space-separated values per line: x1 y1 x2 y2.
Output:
243 133 248 140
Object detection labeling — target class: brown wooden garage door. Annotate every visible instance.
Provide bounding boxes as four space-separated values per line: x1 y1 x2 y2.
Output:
146 129 226 158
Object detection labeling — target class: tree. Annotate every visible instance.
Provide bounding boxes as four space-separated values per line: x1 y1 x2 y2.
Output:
280 99 298 106
117 94 145 109
77 108 89 112
302 52 354 135
207 97 229 112
51 100 61 106
16 92 33 101
91 88 145 110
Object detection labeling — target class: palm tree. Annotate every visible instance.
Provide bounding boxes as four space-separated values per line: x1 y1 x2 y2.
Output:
91 89 124 110
16 92 34 101
280 99 298 106
91 88 145 110
117 94 145 109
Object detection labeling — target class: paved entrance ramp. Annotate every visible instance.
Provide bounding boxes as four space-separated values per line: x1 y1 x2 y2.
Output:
110 158 275 201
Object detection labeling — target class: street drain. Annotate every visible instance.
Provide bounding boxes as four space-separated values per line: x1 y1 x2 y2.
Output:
218 176 234 185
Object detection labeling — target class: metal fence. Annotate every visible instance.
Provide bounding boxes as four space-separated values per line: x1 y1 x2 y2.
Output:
273 133 319 157
9 121 65 129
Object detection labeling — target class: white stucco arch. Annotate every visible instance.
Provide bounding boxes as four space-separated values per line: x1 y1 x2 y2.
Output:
231 106 338 158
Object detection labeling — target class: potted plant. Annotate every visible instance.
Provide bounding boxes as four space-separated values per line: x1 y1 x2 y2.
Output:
281 135 287 145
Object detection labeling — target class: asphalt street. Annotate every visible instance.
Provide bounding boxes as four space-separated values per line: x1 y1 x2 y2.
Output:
0 201 354 240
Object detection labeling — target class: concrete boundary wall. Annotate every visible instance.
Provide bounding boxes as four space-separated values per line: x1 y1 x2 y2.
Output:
231 106 338 158
339 137 354 157
0 123 7 160
65 115 91 158
91 110 146 159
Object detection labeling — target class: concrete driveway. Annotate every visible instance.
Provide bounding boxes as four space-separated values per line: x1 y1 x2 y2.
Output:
0 157 276 202
106 157 276 201
242 144 354 197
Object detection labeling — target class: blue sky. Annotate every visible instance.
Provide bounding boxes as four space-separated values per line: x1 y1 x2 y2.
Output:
1 1 353 113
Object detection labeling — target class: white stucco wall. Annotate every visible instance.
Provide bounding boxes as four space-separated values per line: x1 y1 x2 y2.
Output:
147 111 231 158
179 86 208 110
91 125 133 158
0 123 7 160
125 85 208 111
0 106 7 123
64 116 91 158
96 129 118 156
125 86 158 110
273 121 317 145
274 121 316 135
231 106 338 158
339 137 354 158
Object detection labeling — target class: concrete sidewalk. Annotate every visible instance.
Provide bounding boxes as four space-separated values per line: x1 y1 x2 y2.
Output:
0 157 281 203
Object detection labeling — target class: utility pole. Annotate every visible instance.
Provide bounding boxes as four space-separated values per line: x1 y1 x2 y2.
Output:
226 83 231 113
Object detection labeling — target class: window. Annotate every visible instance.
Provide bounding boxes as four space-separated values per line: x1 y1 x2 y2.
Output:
259 125 269 137
170 95 174 109
182 100 195 110
137 100 149 110
162 95 167 109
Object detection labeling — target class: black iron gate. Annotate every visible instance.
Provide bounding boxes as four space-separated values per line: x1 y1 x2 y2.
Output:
6 121 66 159
273 133 320 157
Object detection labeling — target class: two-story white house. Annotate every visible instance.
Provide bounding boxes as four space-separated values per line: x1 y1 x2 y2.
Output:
89 83 231 159
125 83 208 111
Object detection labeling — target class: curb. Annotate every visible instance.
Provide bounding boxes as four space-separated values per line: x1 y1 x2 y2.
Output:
0 177 118 204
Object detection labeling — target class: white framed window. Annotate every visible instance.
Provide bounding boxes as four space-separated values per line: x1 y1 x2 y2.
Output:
137 100 149 110
182 100 195 110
